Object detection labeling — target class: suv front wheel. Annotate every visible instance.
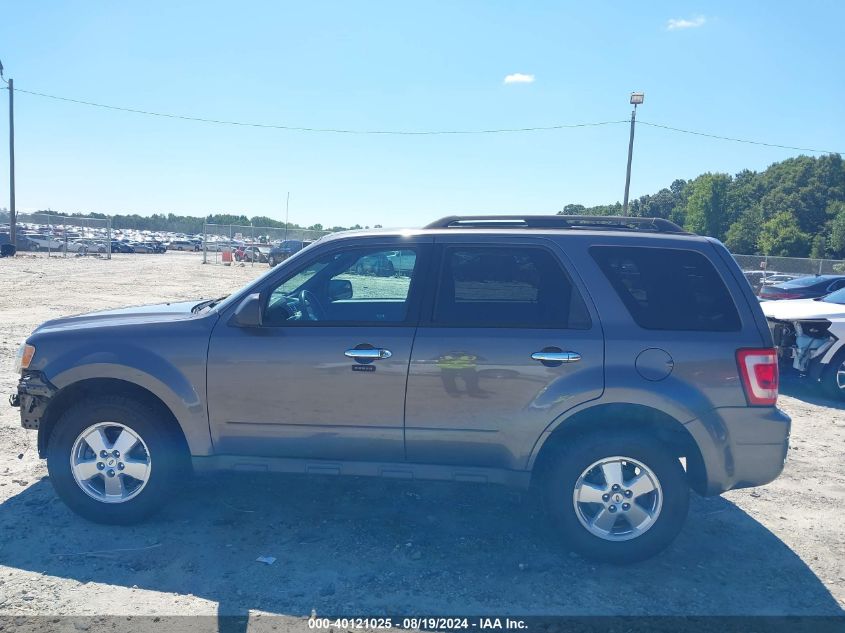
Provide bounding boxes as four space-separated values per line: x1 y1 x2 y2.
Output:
544 431 689 563
47 396 186 524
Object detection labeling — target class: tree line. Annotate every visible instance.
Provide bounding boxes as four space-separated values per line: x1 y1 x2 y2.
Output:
3 211 373 236
559 154 845 258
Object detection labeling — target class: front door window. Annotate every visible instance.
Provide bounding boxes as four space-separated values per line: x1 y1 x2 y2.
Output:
264 248 418 325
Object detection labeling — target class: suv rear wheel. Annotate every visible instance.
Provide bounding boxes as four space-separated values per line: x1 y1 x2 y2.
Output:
47 396 186 524
544 431 689 563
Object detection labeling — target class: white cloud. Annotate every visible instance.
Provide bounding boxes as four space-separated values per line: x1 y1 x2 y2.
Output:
503 73 535 85
666 15 706 30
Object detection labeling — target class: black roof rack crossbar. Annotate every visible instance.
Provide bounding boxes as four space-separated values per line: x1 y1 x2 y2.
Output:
424 215 688 234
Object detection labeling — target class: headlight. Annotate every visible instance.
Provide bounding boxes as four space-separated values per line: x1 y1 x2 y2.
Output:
15 343 35 373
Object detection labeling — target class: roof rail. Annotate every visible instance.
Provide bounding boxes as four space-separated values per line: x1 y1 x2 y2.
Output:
424 215 688 234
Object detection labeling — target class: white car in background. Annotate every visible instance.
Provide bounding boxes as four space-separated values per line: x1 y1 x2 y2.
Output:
26 234 66 251
66 239 107 254
762 288 845 398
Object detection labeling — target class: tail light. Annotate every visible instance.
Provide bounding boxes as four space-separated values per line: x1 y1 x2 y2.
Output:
736 348 779 406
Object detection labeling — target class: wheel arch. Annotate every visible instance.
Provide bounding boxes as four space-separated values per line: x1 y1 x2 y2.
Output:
529 403 707 495
38 378 191 464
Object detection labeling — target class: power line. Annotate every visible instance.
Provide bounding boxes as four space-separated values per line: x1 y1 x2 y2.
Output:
638 121 841 155
6 85 843 153
11 87 627 135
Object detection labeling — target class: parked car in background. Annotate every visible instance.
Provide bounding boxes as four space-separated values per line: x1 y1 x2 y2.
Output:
354 252 396 276
129 242 155 254
763 287 845 399
203 241 230 252
759 274 845 300
167 240 198 252
64 239 100 254
761 273 801 286
743 270 801 295
1 232 39 252
110 241 135 253
268 240 312 267
239 246 271 263
11 214 790 563
27 234 67 251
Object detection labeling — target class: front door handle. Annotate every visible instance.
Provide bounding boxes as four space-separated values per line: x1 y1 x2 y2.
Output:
531 351 581 363
344 348 393 360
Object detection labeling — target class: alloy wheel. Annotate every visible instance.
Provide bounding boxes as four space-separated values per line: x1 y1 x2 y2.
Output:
69 422 152 503
572 456 662 542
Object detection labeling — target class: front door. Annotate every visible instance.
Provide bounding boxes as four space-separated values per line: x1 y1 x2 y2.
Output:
207 239 431 461
404 240 605 471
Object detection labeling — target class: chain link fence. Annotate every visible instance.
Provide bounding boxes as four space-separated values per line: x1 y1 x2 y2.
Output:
732 254 845 276
1 211 112 258
202 223 331 265
732 253 845 294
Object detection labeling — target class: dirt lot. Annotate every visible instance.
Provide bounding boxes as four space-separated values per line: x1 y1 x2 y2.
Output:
0 252 844 623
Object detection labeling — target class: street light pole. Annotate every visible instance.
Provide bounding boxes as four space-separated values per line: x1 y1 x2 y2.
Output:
6 76 14 247
622 92 644 217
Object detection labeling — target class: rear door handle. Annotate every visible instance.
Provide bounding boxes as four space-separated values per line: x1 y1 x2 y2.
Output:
345 348 393 360
531 351 581 363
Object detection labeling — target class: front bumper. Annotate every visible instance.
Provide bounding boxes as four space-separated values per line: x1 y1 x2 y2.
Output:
684 405 791 496
10 371 57 430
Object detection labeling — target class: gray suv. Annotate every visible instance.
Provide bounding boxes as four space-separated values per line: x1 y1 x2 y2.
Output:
11 216 790 562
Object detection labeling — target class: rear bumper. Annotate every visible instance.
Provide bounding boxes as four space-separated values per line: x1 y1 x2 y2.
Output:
684 405 791 496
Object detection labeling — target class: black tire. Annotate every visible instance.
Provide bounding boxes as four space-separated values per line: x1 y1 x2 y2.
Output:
821 348 845 400
543 431 689 564
46 395 187 525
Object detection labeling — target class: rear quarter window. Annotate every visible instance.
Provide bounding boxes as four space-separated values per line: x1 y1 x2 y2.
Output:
590 246 741 332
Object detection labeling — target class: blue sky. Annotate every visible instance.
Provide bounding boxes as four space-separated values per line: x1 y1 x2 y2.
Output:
1 1 843 228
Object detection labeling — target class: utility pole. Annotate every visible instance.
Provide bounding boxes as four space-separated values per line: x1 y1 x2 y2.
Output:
622 92 644 217
5 75 15 247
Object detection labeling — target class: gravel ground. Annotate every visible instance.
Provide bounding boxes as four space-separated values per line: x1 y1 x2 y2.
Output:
0 252 843 623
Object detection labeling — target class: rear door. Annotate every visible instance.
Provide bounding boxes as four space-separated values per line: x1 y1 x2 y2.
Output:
404 236 605 471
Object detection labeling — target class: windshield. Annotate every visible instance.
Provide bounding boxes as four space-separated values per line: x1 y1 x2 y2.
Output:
822 288 845 304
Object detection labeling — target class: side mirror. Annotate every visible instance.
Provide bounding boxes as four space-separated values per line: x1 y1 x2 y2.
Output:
230 293 263 328
328 279 353 301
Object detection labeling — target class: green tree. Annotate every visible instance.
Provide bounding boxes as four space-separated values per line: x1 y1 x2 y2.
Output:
758 212 810 257
827 203 845 257
810 234 826 259
560 204 586 215
683 173 732 238
725 207 763 254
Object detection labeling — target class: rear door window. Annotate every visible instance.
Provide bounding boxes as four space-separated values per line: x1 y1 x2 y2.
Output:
432 246 591 329
590 246 741 331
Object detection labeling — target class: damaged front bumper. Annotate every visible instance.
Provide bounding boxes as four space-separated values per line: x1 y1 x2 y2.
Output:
768 318 837 377
10 371 57 430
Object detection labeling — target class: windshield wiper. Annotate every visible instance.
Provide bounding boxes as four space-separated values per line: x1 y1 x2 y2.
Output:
191 296 228 313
